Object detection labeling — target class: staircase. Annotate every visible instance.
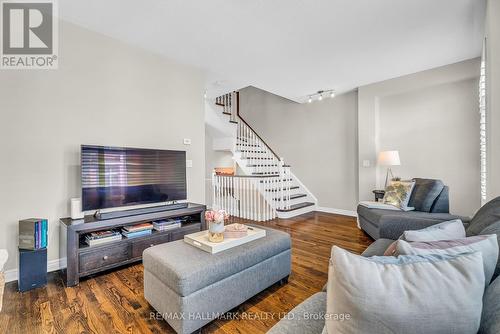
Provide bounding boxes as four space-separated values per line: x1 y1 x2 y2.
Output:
211 91 317 221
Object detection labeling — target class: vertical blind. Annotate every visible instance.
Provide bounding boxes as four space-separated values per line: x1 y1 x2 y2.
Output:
479 41 487 204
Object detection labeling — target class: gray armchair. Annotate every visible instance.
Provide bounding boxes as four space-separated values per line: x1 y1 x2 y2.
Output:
357 179 469 240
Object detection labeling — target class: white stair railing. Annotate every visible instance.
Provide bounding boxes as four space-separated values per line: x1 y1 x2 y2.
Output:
213 91 304 219
212 174 277 221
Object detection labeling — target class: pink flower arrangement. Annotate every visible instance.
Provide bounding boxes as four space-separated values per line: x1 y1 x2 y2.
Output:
205 210 215 222
205 210 228 223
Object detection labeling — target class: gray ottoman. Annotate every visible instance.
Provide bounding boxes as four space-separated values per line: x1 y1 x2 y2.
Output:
143 225 291 334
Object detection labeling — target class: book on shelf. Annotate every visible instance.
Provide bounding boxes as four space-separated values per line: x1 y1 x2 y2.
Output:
19 218 48 250
153 222 181 231
85 234 122 246
85 230 121 240
122 222 154 233
121 229 152 239
153 218 183 226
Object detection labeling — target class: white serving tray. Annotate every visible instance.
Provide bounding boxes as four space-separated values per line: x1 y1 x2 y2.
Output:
184 225 266 254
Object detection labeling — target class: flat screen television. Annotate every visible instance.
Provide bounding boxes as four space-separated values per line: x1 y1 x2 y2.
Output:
81 145 187 211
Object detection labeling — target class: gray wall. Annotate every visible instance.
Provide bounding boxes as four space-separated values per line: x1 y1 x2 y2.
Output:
377 79 480 216
486 0 500 200
0 21 205 272
239 87 359 212
358 59 481 216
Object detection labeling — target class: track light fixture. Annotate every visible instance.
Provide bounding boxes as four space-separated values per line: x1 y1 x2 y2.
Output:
305 90 336 103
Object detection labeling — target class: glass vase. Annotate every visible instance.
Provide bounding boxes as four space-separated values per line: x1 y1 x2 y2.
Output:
208 220 225 243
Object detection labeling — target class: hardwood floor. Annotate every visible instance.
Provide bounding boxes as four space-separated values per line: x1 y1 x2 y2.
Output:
0 212 372 334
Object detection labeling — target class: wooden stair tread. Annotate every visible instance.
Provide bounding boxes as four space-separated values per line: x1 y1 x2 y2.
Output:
222 112 231 115
276 202 315 212
274 194 307 201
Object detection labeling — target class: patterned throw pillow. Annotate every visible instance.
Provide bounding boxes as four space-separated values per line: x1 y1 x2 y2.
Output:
382 180 415 210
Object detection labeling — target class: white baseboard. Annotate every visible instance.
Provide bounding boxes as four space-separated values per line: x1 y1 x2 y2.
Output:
316 207 358 218
4 257 67 283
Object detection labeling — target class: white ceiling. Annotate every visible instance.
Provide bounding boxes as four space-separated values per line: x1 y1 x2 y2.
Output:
60 0 486 102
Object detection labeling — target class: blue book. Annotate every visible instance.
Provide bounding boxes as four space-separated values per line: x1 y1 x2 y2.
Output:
41 219 47 248
34 222 39 249
38 221 42 248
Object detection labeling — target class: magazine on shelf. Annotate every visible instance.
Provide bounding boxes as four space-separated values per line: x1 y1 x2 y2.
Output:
85 234 122 246
86 230 121 240
153 222 181 231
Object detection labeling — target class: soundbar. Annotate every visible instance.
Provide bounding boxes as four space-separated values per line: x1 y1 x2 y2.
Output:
94 203 189 220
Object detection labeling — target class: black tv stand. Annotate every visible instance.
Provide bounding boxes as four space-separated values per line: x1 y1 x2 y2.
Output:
60 202 206 286
94 203 189 220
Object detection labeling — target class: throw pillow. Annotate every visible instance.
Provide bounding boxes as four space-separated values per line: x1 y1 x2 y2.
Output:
403 219 466 242
407 178 445 212
466 196 500 236
382 180 415 210
479 275 500 334
384 219 467 256
326 246 485 334
395 235 499 285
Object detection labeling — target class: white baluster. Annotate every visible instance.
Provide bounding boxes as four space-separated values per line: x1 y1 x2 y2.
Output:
237 176 241 218
257 181 261 221
217 175 221 210
213 174 216 210
241 178 248 219
255 179 259 221
247 178 251 220
221 176 225 212
225 176 228 212
249 178 255 220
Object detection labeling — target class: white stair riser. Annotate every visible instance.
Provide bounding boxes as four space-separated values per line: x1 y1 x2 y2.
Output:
276 205 317 219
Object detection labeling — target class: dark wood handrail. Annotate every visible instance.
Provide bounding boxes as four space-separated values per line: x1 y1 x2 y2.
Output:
235 92 281 160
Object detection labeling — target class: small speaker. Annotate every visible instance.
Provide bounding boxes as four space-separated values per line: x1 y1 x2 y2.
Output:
70 198 84 220
18 248 47 292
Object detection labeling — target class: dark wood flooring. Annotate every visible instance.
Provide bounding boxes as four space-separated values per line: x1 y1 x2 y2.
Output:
0 211 372 334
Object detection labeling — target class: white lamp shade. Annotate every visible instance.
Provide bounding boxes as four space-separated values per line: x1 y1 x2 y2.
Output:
378 150 401 166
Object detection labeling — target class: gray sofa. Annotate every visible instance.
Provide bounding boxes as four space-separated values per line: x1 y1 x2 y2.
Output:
358 178 469 240
268 196 500 334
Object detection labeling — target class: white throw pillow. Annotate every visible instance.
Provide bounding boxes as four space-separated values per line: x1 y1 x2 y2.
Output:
395 235 499 285
326 246 485 334
403 219 465 242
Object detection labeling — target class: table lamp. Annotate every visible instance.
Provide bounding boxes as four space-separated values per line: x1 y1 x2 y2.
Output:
378 150 401 188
